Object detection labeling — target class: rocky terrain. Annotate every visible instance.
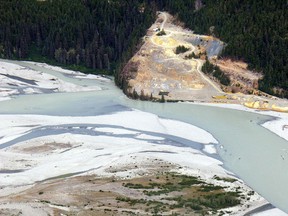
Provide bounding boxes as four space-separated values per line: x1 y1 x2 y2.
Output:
122 12 288 112
0 59 287 216
122 12 224 102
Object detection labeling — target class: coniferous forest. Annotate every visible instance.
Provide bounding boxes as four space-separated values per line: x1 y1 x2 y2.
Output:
0 0 287 97
0 0 157 74
159 0 288 97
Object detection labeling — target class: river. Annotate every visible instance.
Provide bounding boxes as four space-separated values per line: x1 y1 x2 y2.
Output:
0 60 288 213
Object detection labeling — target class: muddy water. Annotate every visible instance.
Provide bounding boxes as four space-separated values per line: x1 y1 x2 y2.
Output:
0 60 288 213
122 98 288 213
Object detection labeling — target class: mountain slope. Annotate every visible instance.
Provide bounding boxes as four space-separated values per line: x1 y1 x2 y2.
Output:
161 0 288 98
0 0 157 74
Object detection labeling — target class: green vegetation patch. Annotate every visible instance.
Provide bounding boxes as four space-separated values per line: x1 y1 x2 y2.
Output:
175 45 190 54
213 175 237 183
185 52 199 59
156 29 166 36
202 60 230 86
117 173 242 215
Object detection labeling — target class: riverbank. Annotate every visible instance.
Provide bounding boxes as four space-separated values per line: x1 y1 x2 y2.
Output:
0 111 275 215
183 102 288 142
120 11 288 113
0 59 287 215
0 60 110 101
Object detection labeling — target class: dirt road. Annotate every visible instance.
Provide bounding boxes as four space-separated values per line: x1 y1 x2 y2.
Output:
145 12 223 99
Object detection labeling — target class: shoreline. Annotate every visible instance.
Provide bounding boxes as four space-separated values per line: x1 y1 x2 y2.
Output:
0 59 287 215
0 110 286 215
181 101 288 142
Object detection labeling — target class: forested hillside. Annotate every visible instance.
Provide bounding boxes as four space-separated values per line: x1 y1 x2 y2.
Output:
0 0 287 97
0 0 157 74
159 0 288 97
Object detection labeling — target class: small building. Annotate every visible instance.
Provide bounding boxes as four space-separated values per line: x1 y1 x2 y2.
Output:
158 91 169 96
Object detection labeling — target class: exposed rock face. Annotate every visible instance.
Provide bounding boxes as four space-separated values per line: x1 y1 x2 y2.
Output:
120 12 288 112
215 59 263 95
122 12 224 101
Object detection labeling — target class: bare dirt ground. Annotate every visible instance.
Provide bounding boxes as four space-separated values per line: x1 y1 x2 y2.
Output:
124 12 288 112
214 59 263 94
0 160 259 216
126 12 224 102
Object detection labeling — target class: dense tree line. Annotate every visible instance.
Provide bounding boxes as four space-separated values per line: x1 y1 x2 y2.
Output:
1 0 287 98
159 0 288 98
0 0 157 74
175 45 190 54
202 59 230 86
